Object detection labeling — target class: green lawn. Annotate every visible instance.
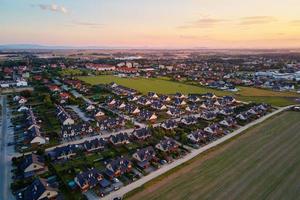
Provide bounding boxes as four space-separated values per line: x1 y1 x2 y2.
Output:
78 75 299 106
78 75 230 96
126 111 300 200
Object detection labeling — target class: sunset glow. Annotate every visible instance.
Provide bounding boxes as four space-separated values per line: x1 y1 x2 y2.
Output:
1 0 300 48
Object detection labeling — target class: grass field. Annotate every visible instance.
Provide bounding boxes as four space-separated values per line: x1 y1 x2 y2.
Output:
126 111 300 200
78 75 299 106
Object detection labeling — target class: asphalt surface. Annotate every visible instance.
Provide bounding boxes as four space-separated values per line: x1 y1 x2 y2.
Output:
0 95 15 200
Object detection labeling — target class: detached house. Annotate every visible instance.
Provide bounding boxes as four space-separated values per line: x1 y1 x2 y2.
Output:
160 95 171 102
105 157 132 178
137 97 152 106
185 104 199 113
25 108 46 145
174 98 187 106
127 95 139 102
202 93 217 99
187 130 209 143
125 104 140 115
19 153 47 178
109 132 130 145
188 94 200 102
236 112 251 121
132 146 157 168
22 178 58 200
83 138 106 153
61 123 93 139
75 168 105 192
166 107 182 117
156 138 179 152
139 110 157 123
219 117 237 127
175 93 186 99
181 116 198 125
56 105 75 125
161 120 178 130
148 92 159 99
219 108 234 116
200 111 217 121
48 145 78 160
204 124 223 135
151 101 167 110
133 128 152 140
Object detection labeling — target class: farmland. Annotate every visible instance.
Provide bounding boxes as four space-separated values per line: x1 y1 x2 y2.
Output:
78 75 299 106
126 111 300 200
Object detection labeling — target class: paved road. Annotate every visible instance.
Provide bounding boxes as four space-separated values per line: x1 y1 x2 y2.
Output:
102 105 295 200
0 95 15 200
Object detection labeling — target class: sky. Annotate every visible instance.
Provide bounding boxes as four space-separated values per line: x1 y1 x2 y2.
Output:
1 0 300 48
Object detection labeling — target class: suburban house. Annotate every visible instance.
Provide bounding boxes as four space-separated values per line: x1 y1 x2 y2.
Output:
132 128 152 140
160 95 171 102
22 178 58 200
98 117 126 131
148 92 159 99
202 93 218 99
185 104 199 113
105 157 132 178
56 105 75 125
181 116 198 125
200 111 217 121
236 112 251 121
109 133 130 145
82 138 106 153
161 120 178 130
25 108 46 145
137 97 152 106
151 101 167 110
187 130 209 143
48 145 78 160
219 108 234 116
139 110 157 123
86 104 96 112
156 138 179 152
219 117 237 127
94 109 106 119
127 95 139 102
125 104 140 115
61 123 93 139
132 146 157 168
188 94 201 102
166 107 182 117
175 93 186 99
174 98 187 106
74 168 104 192
19 153 47 178
204 124 223 135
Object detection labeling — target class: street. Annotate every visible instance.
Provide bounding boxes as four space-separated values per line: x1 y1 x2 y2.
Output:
0 95 15 200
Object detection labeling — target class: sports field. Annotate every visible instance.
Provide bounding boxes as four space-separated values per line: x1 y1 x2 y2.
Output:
78 75 299 106
126 111 300 200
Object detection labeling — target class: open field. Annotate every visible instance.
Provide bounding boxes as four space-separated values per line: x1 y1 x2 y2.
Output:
78 75 230 96
126 111 300 200
78 75 299 106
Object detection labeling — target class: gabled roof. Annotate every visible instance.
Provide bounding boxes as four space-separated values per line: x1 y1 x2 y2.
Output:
19 153 44 171
23 178 58 200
